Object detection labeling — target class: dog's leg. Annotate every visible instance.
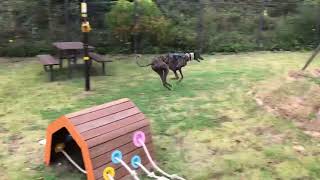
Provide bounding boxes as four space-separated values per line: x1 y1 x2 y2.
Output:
178 69 184 82
157 70 171 90
171 70 179 80
162 69 172 90
163 68 172 87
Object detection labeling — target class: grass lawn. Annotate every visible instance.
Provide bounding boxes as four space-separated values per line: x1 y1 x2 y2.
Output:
1 52 320 180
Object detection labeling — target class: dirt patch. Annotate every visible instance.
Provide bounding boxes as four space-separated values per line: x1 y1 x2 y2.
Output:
263 96 315 121
288 69 320 80
7 134 23 155
256 69 320 137
288 70 307 80
252 126 286 144
0 123 8 133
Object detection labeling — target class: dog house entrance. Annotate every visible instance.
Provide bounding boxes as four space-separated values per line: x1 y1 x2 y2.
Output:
50 128 85 173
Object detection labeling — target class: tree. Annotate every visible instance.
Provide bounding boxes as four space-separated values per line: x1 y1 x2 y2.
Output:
106 0 170 53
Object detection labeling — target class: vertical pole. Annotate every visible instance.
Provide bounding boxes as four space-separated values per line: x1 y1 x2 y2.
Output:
49 65 54 82
84 34 90 91
81 0 91 91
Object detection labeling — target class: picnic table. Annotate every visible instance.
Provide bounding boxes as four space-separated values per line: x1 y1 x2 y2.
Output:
38 42 112 81
53 42 94 78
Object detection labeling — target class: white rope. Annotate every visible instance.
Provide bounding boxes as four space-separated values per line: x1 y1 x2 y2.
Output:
61 150 87 174
115 157 140 180
136 162 169 180
107 174 115 180
139 140 186 180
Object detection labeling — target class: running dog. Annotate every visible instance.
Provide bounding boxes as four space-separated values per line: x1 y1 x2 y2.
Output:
136 52 204 90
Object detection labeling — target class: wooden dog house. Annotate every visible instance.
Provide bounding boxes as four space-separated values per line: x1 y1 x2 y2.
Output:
44 98 154 180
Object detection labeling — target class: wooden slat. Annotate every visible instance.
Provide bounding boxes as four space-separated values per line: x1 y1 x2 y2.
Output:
87 120 149 148
89 52 113 62
89 127 151 158
91 138 152 169
70 101 135 126
66 98 130 118
53 42 95 50
75 107 141 133
93 147 154 179
37 55 60 65
81 113 146 140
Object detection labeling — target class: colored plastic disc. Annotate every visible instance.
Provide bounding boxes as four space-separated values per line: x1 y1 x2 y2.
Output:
65 135 73 142
133 131 146 147
131 155 141 169
111 150 122 164
103 167 115 180
54 143 65 153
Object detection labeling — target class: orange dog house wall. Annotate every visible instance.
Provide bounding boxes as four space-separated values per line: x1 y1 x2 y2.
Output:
44 98 154 180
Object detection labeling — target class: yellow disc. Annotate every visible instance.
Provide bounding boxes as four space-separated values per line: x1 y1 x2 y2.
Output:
103 167 115 180
54 143 65 153
83 56 90 61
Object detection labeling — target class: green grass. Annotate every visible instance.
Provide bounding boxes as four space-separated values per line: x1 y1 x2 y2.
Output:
1 52 320 180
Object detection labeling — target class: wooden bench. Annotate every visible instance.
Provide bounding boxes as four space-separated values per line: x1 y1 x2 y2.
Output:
37 55 60 81
89 52 113 75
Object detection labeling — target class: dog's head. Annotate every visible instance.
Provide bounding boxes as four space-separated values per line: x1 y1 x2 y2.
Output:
186 51 204 62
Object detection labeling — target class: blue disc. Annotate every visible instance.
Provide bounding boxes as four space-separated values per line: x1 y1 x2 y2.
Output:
111 150 122 164
65 135 73 142
131 155 141 169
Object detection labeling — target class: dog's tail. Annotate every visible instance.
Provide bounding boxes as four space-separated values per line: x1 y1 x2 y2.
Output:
135 55 152 67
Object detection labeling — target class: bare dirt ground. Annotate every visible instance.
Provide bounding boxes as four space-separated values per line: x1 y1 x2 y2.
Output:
256 68 320 138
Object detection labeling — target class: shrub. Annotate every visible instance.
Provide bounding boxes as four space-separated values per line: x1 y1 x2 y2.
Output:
0 40 53 57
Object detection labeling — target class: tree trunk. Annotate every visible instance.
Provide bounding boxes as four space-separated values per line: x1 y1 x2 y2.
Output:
48 0 55 41
316 5 320 44
64 0 70 41
257 0 266 48
133 0 139 53
197 0 205 53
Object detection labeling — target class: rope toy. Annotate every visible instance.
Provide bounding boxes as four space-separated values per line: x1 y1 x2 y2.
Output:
111 150 140 180
133 131 186 180
131 155 169 180
54 143 87 174
103 167 116 180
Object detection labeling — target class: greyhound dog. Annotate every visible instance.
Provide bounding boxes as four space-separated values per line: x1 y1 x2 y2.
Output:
136 52 204 90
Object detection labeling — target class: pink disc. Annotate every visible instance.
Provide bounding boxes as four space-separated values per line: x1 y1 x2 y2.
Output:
133 131 146 147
